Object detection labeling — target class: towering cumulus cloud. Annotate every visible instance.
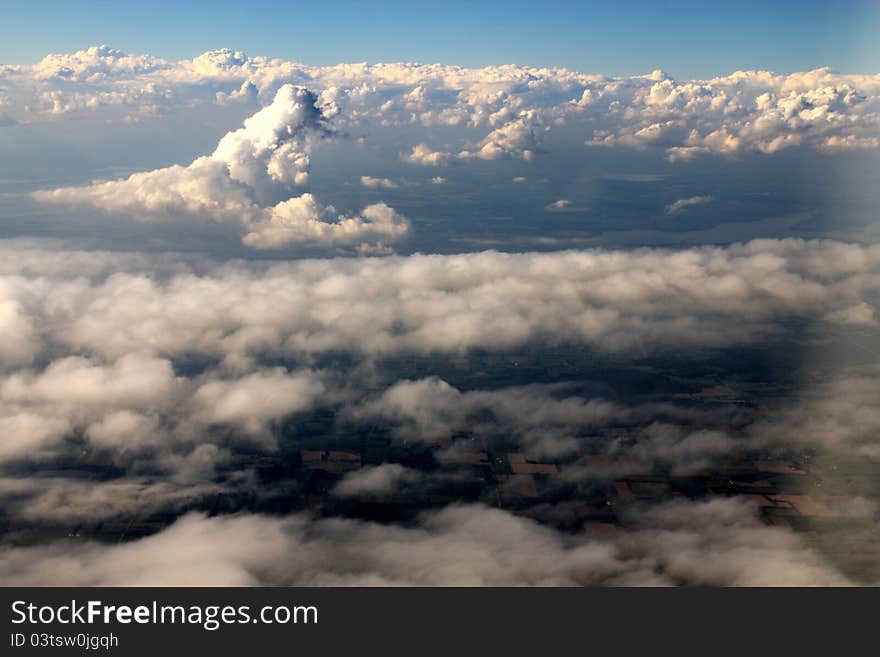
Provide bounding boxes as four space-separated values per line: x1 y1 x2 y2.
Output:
32 84 410 251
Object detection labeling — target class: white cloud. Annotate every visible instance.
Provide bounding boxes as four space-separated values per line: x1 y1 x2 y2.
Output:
665 195 714 215
332 464 416 498
2 239 878 367
32 85 410 251
241 196 410 249
5 45 879 159
0 499 852 585
360 175 399 189
825 302 877 327
402 143 452 166
546 199 571 210
191 368 325 438
30 45 169 82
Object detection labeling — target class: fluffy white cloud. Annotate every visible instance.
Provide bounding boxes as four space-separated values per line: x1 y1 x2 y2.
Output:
665 195 714 215
0 237 875 489
360 176 398 189
32 85 410 251
29 45 169 82
0 345 331 474
0 499 853 585
192 368 326 438
546 199 571 210
332 463 416 498
402 143 452 166
6 45 879 159
351 377 745 463
1 239 877 368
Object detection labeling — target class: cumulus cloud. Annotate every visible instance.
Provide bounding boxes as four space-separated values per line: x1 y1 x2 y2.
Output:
402 143 452 166
360 176 399 189
349 377 750 465
0 343 332 478
4 237 875 521
751 366 880 460
6 45 879 159
0 499 853 585
32 85 410 251
403 111 545 165
332 464 417 498
585 69 880 160
826 302 877 327
6 45 880 590
241 197 409 250
665 195 714 215
546 199 571 211
457 110 545 161
0 285 39 367
29 45 169 82
3 235 872 517
1 239 878 368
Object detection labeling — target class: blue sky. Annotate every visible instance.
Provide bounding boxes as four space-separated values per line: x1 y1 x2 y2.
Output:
3 0 879 77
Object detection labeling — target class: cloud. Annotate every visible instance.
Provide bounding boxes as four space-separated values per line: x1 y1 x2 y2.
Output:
360 175 399 189
0 238 876 554
546 199 571 210
191 368 326 439
457 110 545 161
585 70 880 160
241 197 410 250
5 45 880 590
751 366 880 460
0 286 39 367
0 345 332 475
0 499 852 585
825 302 877 327
332 464 416 498
29 45 169 82
402 143 452 166
350 376 749 463
5 45 879 158
665 195 714 215
32 85 410 251
2 239 878 368
404 111 546 166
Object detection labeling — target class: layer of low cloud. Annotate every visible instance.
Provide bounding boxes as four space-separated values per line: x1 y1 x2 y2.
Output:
665 195 714 215
0 499 852 585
